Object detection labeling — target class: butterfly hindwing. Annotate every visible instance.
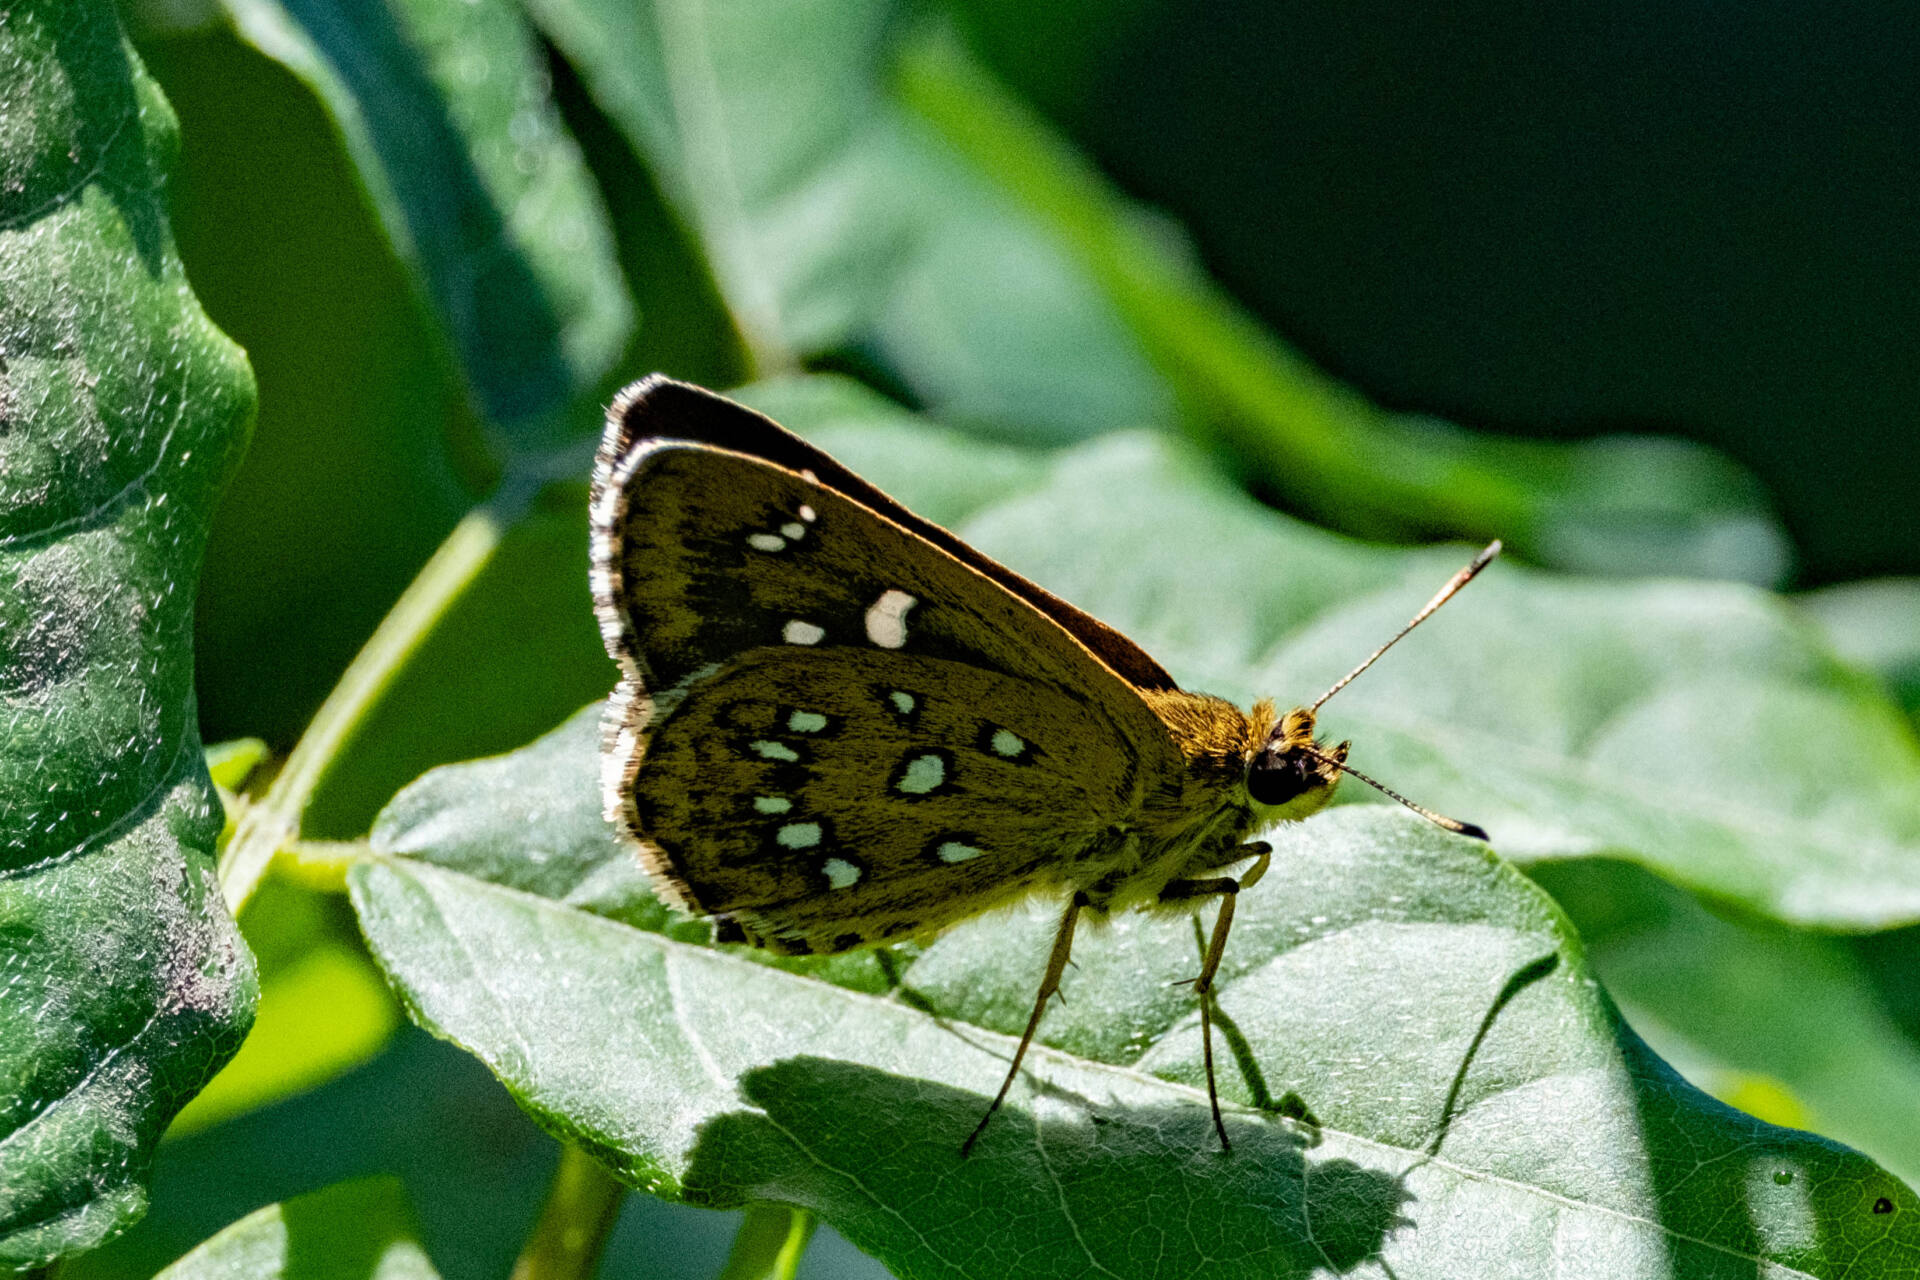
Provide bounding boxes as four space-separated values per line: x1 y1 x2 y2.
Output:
631 646 1138 951
592 379 1192 952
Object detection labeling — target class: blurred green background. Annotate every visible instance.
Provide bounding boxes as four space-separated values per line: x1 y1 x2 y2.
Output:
966 0 1920 585
84 0 1920 1275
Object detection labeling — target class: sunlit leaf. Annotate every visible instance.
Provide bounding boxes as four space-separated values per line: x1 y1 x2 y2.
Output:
355 381 1920 1275
1533 859 1920 1188
0 1 258 1265
357 710 1917 1279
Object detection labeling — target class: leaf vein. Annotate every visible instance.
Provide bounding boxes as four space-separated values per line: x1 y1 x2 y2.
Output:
0 107 133 232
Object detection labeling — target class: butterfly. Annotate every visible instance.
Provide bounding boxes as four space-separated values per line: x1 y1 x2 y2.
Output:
590 375 1496 1153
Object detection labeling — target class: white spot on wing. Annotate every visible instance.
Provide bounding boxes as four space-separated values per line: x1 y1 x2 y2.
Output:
798 504 816 523
752 740 799 761
748 533 785 552
782 522 806 540
778 822 822 849
937 841 983 863
784 620 825 645
865 590 917 649
823 857 861 889
990 729 1027 758
754 796 790 814
889 690 915 716
896 753 946 794
788 710 827 733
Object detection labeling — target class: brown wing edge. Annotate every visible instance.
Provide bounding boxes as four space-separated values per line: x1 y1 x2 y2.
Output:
596 684 707 917
588 379 711 916
594 374 1180 690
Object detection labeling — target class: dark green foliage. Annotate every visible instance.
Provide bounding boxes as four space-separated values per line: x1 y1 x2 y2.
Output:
0 1 258 1266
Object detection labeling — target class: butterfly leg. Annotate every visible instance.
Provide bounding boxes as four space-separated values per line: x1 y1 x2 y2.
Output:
1160 846 1269 1152
960 892 1087 1156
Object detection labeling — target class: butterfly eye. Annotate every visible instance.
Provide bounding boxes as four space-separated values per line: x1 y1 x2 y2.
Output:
1246 747 1321 807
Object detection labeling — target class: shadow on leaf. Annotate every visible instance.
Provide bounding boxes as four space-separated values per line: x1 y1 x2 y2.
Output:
681 1056 1410 1280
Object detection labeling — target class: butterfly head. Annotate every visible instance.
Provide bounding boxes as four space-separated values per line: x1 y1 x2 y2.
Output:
1245 706 1347 821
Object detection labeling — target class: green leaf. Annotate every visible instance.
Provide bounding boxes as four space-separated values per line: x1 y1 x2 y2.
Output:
201 0 644 906
354 358 1920 1263
54 1028 571 1280
356 711 1916 1280
521 0 1177 436
0 1 258 1268
957 441 1920 929
1802 578 1920 725
153 1177 441 1280
204 738 269 793
137 20 478 754
219 0 631 449
525 0 1785 581
165 879 401 1137
1531 858 1920 1189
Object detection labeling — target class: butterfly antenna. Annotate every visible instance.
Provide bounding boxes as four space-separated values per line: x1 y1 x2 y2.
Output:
1310 541 1502 713
1299 746 1489 841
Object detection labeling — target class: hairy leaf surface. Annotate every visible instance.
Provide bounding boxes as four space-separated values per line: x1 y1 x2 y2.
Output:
358 711 1917 1280
355 389 1920 1275
0 1 257 1265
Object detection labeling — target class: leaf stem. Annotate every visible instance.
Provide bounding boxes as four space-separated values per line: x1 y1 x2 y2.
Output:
510 1145 628 1280
218 501 512 912
769 1209 816 1280
716 1204 817 1280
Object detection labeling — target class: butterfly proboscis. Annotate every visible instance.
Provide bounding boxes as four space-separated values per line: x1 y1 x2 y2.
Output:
590 376 1497 1157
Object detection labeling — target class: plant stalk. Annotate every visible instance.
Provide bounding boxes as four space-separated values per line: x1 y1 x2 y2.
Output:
217 501 510 911
510 1145 628 1280
717 1204 817 1280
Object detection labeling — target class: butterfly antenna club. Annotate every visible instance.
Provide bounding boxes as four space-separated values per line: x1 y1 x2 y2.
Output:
1310 540 1502 713
1300 747 1489 841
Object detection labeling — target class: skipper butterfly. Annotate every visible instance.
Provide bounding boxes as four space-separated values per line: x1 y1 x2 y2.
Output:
590 376 1495 1153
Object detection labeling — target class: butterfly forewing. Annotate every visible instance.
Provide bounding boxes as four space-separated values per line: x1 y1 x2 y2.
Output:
592 380 1190 952
592 377 1178 690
